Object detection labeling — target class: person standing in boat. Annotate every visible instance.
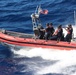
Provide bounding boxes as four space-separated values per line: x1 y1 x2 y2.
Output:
50 25 63 41
65 24 73 42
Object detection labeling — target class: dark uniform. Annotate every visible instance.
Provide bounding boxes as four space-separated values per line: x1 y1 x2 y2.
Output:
65 25 73 42
50 25 63 41
45 23 51 40
49 23 55 36
45 26 51 40
38 26 45 39
57 28 64 41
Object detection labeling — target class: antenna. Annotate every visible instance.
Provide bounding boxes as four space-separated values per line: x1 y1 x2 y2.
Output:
74 10 76 25
35 5 38 14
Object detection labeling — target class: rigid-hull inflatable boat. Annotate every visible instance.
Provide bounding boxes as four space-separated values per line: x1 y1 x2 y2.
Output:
0 29 76 50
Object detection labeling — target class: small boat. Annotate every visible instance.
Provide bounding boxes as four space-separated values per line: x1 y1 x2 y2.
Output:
0 29 76 50
0 5 76 50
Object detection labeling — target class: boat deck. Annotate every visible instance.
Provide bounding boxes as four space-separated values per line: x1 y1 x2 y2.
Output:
0 29 34 38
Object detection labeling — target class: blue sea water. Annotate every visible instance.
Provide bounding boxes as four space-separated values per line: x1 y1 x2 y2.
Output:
0 0 76 75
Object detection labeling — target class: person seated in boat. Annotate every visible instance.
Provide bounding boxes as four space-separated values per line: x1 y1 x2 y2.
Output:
49 23 55 37
50 25 64 41
69 24 73 39
57 25 64 41
44 23 52 40
65 24 73 42
38 25 45 39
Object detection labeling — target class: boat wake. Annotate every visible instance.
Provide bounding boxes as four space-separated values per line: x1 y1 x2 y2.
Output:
11 47 76 75
10 25 76 75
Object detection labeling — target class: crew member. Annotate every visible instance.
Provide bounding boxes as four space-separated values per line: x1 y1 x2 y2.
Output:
57 25 64 41
49 23 55 37
65 24 73 42
50 25 63 41
44 23 51 40
38 25 45 39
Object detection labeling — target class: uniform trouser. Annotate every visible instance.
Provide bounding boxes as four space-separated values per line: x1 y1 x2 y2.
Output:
45 32 51 40
50 35 57 40
39 33 44 39
65 34 71 42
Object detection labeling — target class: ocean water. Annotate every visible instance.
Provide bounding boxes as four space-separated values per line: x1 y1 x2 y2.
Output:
0 0 76 75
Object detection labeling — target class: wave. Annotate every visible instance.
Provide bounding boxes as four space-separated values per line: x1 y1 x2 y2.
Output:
12 47 76 75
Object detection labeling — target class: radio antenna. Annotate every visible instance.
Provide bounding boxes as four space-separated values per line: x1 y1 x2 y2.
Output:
74 10 76 25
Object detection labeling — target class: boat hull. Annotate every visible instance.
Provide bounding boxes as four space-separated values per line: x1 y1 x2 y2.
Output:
0 30 76 50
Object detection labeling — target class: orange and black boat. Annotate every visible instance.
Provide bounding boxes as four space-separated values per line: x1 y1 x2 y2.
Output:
0 29 76 50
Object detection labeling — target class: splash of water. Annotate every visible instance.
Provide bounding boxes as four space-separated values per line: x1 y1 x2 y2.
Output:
12 47 76 75
12 25 76 75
